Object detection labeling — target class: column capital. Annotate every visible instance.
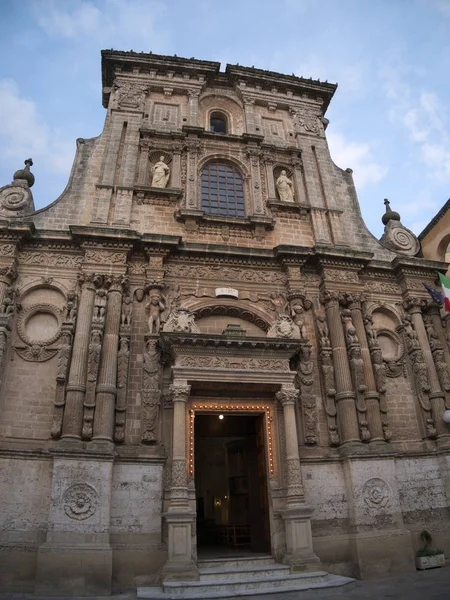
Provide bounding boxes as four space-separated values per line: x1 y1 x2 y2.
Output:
0 264 18 285
403 297 426 314
276 386 299 406
320 289 340 307
169 382 191 403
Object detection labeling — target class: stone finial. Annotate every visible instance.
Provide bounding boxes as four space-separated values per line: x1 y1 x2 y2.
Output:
13 159 35 188
381 198 400 225
379 198 420 256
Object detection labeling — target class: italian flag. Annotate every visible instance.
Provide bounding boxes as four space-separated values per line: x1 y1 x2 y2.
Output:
438 273 450 311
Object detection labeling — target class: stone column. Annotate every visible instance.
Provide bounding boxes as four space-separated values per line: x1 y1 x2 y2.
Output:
276 385 320 569
405 298 449 442
290 156 306 205
91 277 124 450
61 275 96 444
244 99 256 133
348 296 384 442
188 90 200 126
171 144 182 189
247 147 264 215
263 155 276 200
322 291 360 444
277 386 304 505
136 140 150 186
185 140 201 210
162 381 198 580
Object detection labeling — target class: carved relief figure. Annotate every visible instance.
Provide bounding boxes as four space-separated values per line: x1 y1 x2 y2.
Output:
142 338 161 443
146 290 166 334
402 316 419 352
93 289 107 323
64 290 78 322
163 307 199 333
410 348 435 438
151 155 170 188
317 316 330 348
364 315 378 348
433 349 450 393
296 343 318 444
1 286 17 315
320 349 339 445
349 345 370 441
115 336 130 442
371 348 387 394
291 302 307 339
267 315 300 338
276 170 294 202
425 319 441 352
121 294 132 327
56 331 72 381
87 330 102 382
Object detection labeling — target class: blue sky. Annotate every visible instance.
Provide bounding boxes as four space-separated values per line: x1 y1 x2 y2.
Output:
1 0 449 237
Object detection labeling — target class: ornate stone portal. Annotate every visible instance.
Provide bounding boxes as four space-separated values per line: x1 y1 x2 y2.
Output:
1 50 450 596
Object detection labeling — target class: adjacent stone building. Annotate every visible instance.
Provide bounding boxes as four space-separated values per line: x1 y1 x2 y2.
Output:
1 50 450 596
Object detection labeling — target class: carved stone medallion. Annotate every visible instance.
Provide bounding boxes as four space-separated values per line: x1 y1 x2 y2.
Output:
362 478 390 509
63 483 99 521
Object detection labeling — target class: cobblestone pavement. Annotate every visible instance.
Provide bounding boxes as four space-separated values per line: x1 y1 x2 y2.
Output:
1 566 450 600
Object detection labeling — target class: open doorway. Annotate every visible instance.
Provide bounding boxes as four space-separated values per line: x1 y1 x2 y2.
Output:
194 413 271 557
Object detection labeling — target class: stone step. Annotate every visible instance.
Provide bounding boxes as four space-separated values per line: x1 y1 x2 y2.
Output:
137 572 354 599
197 555 275 570
199 562 290 581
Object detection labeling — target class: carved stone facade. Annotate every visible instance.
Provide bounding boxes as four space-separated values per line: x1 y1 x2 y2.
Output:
1 50 450 596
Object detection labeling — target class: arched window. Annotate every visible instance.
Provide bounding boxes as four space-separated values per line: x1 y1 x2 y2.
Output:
210 111 228 134
201 161 245 217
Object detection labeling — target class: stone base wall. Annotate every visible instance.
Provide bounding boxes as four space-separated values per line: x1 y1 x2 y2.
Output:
2 452 450 591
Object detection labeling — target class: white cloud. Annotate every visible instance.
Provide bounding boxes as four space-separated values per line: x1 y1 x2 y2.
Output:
34 0 170 50
327 130 388 189
430 0 450 17
0 79 74 174
379 65 450 181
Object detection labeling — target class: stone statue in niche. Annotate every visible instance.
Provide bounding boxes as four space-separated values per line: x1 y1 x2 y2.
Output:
276 170 294 202
146 289 166 334
151 155 170 188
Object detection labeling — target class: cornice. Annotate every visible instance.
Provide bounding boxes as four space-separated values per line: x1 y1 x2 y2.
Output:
418 198 450 240
160 332 302 358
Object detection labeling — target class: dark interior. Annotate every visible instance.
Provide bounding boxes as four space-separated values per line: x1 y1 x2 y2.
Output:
194 413 271 556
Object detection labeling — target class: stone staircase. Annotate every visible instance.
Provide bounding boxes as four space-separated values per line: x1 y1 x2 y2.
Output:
137 555 354 599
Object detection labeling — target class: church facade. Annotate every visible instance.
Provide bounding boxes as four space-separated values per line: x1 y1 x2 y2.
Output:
1 50 450 596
